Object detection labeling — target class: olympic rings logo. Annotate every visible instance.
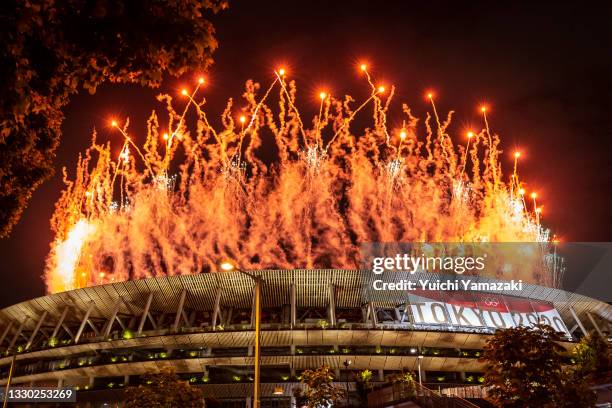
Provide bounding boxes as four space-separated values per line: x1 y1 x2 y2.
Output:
483 296 500 307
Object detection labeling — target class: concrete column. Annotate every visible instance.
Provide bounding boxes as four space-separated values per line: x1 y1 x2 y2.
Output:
9 318 28 349
75 303 95 344
115 316 126 331
137 292 153 335
225 307 234 326
86 319 99 336
0 321 14 346
394 307 402 323
26 310 48 350
362 305 369 324
212 287 222 329
370 302 378 328
61 324 74 340
103 300 122 338
587 312 605 338
569 307 587 335
328 284 336 327
173 290 187 331
403 302 411 323
290 283 297 328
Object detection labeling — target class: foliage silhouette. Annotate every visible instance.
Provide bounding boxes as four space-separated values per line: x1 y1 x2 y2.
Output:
0 0 227 237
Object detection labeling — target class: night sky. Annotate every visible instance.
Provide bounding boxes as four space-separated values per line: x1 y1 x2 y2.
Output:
1 1 611 307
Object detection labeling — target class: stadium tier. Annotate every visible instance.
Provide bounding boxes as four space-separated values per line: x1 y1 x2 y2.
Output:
0 270 610 407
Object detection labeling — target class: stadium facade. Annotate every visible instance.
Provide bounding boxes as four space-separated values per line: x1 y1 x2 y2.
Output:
0 270 610 407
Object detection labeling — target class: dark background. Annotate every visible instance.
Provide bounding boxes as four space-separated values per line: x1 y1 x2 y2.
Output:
1 1 611 307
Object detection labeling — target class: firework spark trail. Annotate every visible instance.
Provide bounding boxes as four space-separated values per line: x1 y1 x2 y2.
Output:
45 66 558 293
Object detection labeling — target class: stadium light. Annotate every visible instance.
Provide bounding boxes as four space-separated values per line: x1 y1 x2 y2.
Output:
218 265 263 408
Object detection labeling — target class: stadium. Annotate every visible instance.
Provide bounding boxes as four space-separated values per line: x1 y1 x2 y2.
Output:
1 269 610 407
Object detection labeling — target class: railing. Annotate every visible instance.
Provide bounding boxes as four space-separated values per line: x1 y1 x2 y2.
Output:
368 382 480 408
0 322 499 360
2 343 487 381
414 383 480 408
1 344 485 382
440 385 488 399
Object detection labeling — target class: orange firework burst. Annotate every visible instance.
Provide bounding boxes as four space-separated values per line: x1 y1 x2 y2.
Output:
46 65 553 293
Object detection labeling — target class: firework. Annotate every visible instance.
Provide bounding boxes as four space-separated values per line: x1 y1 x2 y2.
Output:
45 64 557 293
